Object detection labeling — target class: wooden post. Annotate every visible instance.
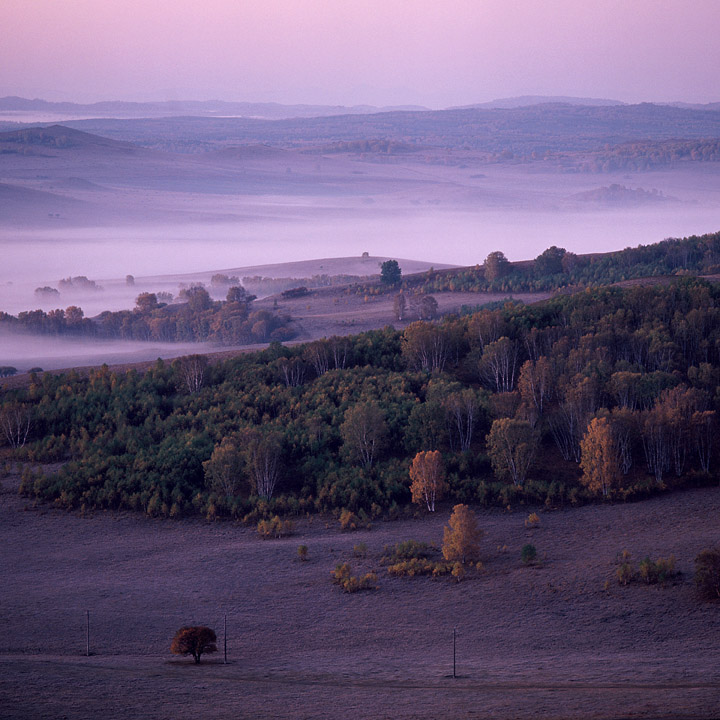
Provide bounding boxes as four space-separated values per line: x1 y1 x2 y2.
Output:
453 627 456 679
86 610 90 657
224 613 227 664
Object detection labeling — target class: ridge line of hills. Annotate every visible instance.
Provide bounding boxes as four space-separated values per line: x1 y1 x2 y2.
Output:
3 95 720 123
4 101 720 156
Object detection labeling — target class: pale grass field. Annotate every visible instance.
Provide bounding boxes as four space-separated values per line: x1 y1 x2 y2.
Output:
2 467 719 719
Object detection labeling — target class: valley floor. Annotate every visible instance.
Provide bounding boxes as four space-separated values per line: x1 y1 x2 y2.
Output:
1 469 719 719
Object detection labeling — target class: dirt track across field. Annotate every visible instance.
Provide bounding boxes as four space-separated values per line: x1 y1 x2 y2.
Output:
2 470 720 719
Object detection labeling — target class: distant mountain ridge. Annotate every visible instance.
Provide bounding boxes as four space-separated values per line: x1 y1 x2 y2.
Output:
4 95 720 123
452 95 626 109
52 102 720 155
0 96 429 120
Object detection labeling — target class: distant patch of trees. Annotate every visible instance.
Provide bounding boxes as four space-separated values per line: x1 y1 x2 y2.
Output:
402 231 720 295
0 286 293 345
58 276 103 292
281 287 310 299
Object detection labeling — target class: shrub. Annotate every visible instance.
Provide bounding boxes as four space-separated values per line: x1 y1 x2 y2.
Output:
353 542 368 558
382 540 434 563
451 562 466 583
257 515 294 538
387 558 452 577
521 544 538 565
297 544 308 561
695 548 720 600
525 512 540 528
616 562 634 586
331 563 378 593
638 555 676 584
339 509 360 531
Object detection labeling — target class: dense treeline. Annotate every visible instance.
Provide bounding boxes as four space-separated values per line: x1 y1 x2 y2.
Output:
4 276 720 520
573 139 720 173
398 231 720 295
0 286 294 345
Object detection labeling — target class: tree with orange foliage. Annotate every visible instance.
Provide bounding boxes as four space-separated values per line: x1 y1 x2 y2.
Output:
442 504 483 564
170 626 217 664
579 416 621 497
409 450 446 512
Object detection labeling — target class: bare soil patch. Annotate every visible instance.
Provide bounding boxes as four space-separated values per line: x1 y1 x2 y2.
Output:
2 466 719 719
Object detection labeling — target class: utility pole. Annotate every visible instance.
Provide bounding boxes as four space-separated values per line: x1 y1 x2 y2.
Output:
453 627 456 679
86 610 90 657
224 613 227 664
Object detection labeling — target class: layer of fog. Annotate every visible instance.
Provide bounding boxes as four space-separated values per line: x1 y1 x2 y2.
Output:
1 203 719 317
0 326 229 374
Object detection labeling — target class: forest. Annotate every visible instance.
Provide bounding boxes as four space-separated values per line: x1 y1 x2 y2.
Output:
3 265 720 523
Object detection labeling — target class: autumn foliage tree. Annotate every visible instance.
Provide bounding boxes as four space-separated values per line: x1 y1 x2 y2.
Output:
579 416 621 497
442 504 483 564
203 436 244 498
409 450 446 512
170 626 217 664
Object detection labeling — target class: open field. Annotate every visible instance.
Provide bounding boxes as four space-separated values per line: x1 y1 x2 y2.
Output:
2 468 719 719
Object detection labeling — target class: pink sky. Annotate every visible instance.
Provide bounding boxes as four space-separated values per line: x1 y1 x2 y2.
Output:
2 0 719 107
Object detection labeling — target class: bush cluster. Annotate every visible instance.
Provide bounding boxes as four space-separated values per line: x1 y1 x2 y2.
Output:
256 515 294 538
615 550 678 586
694 548 720 600
331 563 378 593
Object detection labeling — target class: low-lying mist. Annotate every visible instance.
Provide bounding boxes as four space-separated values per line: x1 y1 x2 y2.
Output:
1 203 719 317
0 326 224 374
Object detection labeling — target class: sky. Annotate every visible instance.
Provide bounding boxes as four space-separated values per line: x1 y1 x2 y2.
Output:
2 0 719 108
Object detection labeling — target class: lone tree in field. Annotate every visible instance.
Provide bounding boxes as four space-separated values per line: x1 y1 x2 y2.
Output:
170 626 217 664
442 504 483 564
380 259 402 286
409 450 446 512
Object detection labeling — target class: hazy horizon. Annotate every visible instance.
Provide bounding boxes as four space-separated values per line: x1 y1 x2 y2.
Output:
2 1 719 108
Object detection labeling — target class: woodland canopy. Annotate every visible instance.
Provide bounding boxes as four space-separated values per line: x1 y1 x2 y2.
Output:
6 268 720 521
